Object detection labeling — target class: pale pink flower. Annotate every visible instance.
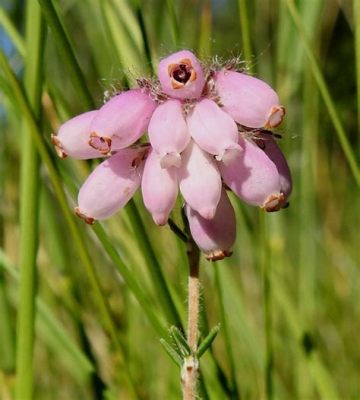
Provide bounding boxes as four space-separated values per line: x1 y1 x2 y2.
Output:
52 50 292 260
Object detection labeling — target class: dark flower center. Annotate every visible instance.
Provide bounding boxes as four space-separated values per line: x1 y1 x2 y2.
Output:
172 64 192 84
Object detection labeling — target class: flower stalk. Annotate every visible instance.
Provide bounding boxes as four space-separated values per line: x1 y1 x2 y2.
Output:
181 234 200 400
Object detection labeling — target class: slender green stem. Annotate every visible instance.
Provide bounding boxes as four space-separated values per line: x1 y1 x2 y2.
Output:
166 0 180 47
297 63 319 399
354 0 360 148
37 0 95 109
214 262 240 398
260 212 273 400
238 0 253 63
126 201 182 327
93 223 167 337
15 2 45 398
283 0 360 185
134 1 153 73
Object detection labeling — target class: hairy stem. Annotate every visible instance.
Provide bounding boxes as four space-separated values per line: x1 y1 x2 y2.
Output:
182 239 200 400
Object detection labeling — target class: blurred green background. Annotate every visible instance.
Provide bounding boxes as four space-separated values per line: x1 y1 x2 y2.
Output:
0 0 359 399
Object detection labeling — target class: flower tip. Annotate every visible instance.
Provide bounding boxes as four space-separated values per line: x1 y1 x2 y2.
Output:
265 105 286 129
88 132 112 155
199 206 217 220
51 134 67 159
262 192 287 212
205 250 233 262
160 152 182 168
152 213 168 226
74 207 96 225
215 145 243 166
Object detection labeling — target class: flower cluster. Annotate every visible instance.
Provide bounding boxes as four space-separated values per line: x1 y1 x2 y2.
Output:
53 50 292 261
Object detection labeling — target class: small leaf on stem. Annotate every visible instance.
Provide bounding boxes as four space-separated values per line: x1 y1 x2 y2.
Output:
196 324 221 358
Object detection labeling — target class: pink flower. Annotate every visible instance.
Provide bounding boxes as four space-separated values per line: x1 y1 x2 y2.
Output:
53 50 292 260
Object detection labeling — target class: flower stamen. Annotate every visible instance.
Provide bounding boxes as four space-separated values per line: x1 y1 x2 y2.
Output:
168 58 197 89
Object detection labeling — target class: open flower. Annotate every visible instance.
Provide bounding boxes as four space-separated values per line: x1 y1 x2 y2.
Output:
52 50 292 260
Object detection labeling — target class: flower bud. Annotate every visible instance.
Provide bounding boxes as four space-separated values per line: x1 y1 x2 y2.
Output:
53 111 102 159
215 70 285 129
141 149 178 225
187 98 242 163
185 189 236 261
158 50 205 100
179 140 222 219
255 134 292 200
148 99 190 168
219 138 286 211
75 148 146 223
89 89 156 154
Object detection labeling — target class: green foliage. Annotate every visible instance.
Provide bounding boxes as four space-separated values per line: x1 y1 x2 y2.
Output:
0 0 359 398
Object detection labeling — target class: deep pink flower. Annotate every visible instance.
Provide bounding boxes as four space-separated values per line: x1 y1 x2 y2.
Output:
53 50 292 260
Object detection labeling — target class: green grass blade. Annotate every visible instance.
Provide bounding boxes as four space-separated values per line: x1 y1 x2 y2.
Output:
0 249 95 380
126 201 182 327
37 0 95 109
283 0 360 185
354 0 360 146
0 49 122 357
237 0 252 62
214 263 240 397
0 7 26 57
15 2 45 398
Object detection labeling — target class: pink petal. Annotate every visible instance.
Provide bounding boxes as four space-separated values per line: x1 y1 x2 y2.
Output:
53 111 103 159
186 189 236 261
148 99 190 167
75 148 147 223
187 98 242 162
215 70 285 129
141 149 178 225
255 134 292 200
157 50 205 100
89 89 156 154
219 138 286 211
178 141 222 219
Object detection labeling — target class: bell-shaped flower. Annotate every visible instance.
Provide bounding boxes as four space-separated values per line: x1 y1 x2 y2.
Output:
187 98 242 164
148 99 191 168
89 89 156 154
256 133 292 200
215 70 285 129
141 149 178 225
158 50 205 100
52 111 102 159
219 138 286 211
185 189 236 261
75 147 147 224
178 140 222 219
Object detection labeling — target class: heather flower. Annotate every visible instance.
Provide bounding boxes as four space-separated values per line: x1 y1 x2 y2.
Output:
53 50 292 260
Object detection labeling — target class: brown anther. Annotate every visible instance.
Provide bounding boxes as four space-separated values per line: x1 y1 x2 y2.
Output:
74 207 95 225
205 250 233 261
265 105 286 129
262 193 286 212
51 134 67 159
89 132 112 155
